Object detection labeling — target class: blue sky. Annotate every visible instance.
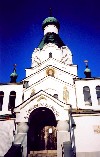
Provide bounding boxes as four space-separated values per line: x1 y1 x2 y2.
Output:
0 0 100 83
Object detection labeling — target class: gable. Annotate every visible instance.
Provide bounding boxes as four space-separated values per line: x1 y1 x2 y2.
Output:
14 91 70 122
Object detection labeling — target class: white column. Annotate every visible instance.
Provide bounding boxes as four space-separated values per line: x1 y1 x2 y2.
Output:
57 120 71 157
14 122 29 157
3 92 9 112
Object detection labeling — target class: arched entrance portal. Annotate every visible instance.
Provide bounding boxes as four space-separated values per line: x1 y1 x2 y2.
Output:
27 107 57 154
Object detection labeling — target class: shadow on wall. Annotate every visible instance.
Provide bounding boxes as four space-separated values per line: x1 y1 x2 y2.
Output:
70 113 76 157
4 144 22 157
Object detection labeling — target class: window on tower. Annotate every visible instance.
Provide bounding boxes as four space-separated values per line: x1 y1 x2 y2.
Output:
96 86 100 105
23 81 29 88
8 91 16 111
49 52 52 58
22 93 24 102
83 86 92 106
0 91 4 111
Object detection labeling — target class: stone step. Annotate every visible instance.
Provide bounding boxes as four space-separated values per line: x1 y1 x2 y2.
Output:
28 150 57 157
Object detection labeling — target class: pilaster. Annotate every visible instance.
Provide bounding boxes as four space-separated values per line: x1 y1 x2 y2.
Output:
57 120 71 157
14 122 29 157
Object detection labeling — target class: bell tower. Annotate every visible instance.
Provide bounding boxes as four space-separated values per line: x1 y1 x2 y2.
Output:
20 15 78 157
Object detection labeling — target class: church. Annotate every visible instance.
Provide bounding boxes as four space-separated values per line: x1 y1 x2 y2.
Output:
0 15 100 157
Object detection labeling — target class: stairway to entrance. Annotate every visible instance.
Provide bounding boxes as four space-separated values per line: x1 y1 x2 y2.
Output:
28 150 57 157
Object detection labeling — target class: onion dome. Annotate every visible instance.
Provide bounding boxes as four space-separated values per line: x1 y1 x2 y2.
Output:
42 17 60 30
38 14 65 49
84 60 91 78
10 64 18 83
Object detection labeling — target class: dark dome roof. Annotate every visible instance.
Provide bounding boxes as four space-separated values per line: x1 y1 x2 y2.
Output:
38 32 65 49
10 69 18 77
42 17 60 30
84 67 91 73
10 67 18 83
84 66 91 78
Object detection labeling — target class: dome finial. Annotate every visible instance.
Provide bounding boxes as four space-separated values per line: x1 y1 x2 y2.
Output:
84 60 91 78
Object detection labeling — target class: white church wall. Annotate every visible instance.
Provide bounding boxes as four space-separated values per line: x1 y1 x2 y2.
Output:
23 88 32 101
25 69 45 87
73 115 100 153
75 79 100 109
23 77 63 102
69 86 77 108
15 93 70 123
61 46 73 65
40 44 62 62
0 84 23 113
26 55 78 79
0 120 14 156
65 65 77 76
56 69 74 85
44 25 58 35
23 76 77 107
26 43 77 78
25 68 36 78
25 64 76 91
26 62 77 80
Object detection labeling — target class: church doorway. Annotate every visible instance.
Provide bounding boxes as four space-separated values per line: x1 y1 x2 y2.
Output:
27 107 57 154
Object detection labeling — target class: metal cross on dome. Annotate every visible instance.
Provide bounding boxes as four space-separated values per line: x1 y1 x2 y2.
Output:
49 8 52 16
14 64 17 67
84 60 88 66
13 64 17 71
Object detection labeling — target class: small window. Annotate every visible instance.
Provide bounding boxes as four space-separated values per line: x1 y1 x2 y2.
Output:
83 86 92 105
8 91 16 111
49 52 52 58
96 86 100 105
22 93 24 102
0 91 4 111
23 81 29 88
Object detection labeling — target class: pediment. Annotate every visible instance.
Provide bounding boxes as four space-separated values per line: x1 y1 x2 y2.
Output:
23 75 73 97
14 90 70 122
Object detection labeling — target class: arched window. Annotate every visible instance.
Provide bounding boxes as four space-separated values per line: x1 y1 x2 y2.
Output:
0 91 4 111
23 81 29 88
83 86 92 105
22 93 24 102
49 52 52 58
8 91 16 110
96 86 100 105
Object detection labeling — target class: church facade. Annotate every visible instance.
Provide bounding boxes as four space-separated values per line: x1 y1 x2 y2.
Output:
0 16 100 157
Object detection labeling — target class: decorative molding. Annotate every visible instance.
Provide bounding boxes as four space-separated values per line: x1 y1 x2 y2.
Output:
37 96 47 101
93 125 100 133
24 102 59 120
63 86 69 102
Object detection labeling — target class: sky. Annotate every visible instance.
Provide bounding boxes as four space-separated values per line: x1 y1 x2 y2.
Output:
0 0 100 83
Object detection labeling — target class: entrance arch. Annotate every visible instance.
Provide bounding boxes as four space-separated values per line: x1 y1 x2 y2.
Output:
27 107 57 154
